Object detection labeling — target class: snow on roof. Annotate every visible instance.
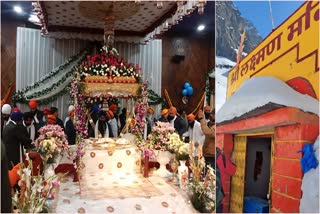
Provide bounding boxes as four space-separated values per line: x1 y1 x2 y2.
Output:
216 76 319 123
216 56 236 66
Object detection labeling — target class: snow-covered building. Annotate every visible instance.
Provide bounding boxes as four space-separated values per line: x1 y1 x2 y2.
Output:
216 1 319 213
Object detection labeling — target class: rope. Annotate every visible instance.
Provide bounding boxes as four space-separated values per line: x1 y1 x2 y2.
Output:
268 0 275 30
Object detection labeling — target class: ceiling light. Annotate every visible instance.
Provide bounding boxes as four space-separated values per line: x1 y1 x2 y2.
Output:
197 24 205 31
13 6 23 14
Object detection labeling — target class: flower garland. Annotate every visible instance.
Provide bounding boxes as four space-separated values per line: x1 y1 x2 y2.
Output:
68 78 88 168
12 47 90 105
79 47 142 82
70 79 88 138
147 89 167 107
131 83 148 148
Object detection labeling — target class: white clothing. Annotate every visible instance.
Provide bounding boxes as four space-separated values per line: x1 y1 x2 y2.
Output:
188 120 205 157
23 121 36 141
170 116 177 127
108 118 118 138
64 116 70 127
94 121 109 138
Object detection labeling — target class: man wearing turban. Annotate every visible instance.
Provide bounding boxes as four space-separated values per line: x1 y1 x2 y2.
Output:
1 104 12 137
46 114 57 125
146 107 157 136
185 113 205 157
28 99 45 127
64 105 75 127
65 109 76 145
50 107 64 130
23 112 39 142
168 106 187 137
95 110 113 138
158 109 169 123
2 111 33 169
204 105 211 124
198 109 215 167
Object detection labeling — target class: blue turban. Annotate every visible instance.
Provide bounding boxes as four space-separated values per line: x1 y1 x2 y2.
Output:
98 110 106 118
93 104 100 113
10 112 24 122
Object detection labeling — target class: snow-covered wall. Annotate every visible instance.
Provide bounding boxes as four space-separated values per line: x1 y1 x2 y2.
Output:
216 76 319 123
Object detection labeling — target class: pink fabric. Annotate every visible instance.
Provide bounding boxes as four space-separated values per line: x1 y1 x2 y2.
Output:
217 154 236 180
217 153 236 202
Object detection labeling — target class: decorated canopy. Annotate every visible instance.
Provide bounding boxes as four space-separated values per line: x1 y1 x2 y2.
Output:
79 47 143 98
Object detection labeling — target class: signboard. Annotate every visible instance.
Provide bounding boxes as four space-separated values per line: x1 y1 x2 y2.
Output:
227 1 319 99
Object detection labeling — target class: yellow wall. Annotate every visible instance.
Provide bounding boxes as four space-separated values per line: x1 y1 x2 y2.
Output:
227 1 319 99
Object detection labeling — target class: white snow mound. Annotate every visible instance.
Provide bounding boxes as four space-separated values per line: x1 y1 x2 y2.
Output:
216 76 319 123
300 136 319 213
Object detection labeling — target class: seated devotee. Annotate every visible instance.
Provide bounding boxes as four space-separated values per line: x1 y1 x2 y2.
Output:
107 110 117 137
2 111 33 169
185 113 205 155
64 105 75 127
28 99 45 127
168 106 187 137
65 109 76 145
146 107 157 136
118 108 127 132
95 110 113 138
204 105 212 124
1 104 12 137
50 107 64 130
197 109 215 169
23 112 39 142
158 108 169 123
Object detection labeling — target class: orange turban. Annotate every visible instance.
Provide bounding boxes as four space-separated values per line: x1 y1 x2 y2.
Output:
107 110 114 119
47 114 56 124
169 107 177 115
109 104 118 112
187 113 195 121
204 105 211 112
43 107 50 115
29 99 38 109
161 109 169 116
147 107 154 114
69 109 75 117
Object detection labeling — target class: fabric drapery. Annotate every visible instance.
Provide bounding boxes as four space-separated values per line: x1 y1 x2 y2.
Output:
16 28 162 120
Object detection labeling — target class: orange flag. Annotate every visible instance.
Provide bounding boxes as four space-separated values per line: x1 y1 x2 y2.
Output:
236 29 246 69
1 83 14 105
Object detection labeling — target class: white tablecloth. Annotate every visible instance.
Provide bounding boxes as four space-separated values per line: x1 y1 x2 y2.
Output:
54 175 196 213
